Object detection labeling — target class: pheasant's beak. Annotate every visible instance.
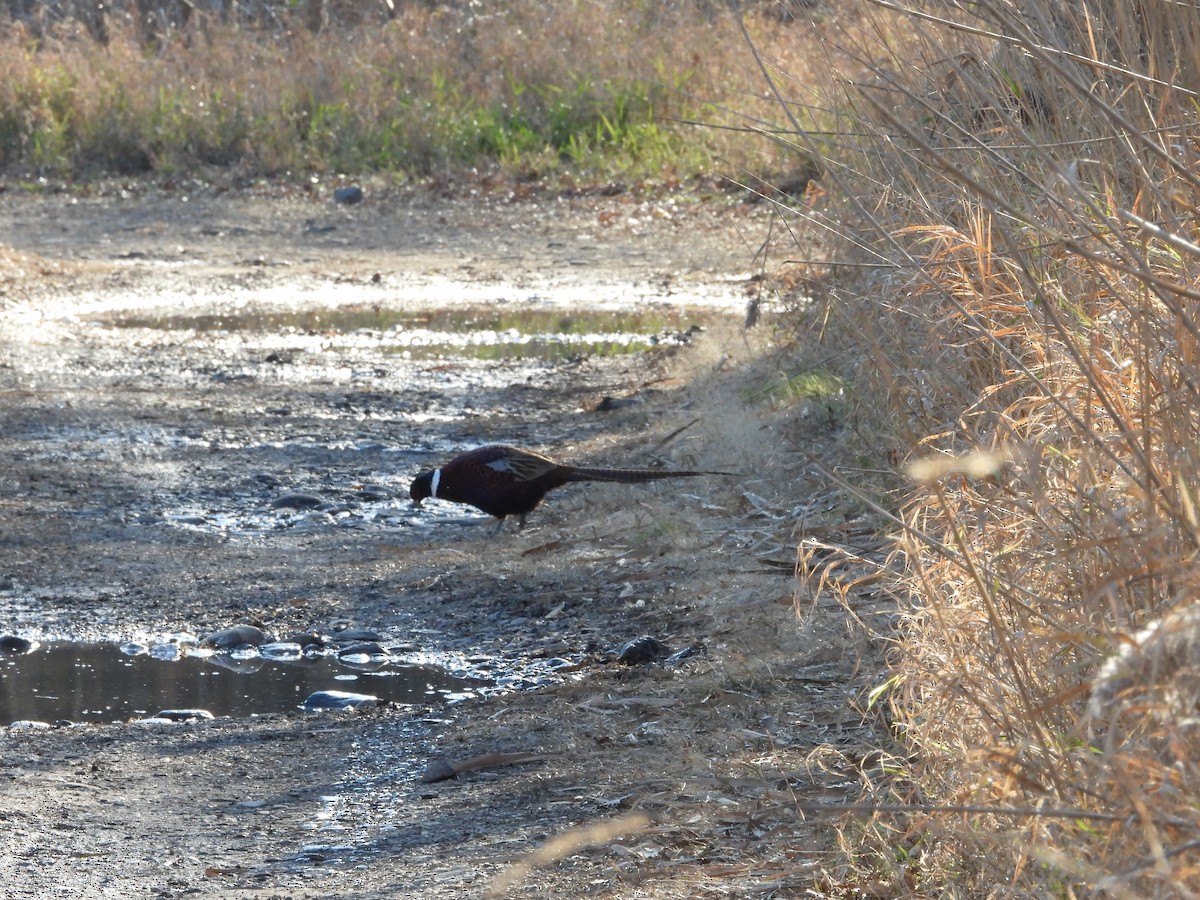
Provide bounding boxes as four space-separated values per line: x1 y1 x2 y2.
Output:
412 498 423 509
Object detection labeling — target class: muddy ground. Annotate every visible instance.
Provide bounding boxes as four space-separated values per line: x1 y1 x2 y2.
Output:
0 182 890 898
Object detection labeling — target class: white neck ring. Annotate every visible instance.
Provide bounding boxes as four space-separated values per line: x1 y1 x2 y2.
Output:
430 468 442 499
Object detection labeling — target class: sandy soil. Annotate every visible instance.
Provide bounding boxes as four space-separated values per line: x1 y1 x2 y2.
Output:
0 182 888 898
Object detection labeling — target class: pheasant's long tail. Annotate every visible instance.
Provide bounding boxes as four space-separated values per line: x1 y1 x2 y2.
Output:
563 466 732 484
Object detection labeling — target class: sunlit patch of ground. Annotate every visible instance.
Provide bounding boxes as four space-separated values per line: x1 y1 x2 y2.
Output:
0 189 883 899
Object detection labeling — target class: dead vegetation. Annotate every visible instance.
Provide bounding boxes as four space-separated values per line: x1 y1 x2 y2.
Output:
737 0 1200 893
0 0 829 184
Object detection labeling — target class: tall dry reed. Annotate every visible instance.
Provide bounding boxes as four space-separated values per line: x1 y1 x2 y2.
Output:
754 0 1200 893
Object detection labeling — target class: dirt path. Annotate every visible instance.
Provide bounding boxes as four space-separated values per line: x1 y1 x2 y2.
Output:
0 184 884 898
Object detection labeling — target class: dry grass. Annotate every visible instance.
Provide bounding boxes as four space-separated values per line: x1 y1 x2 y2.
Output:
743 0 1200 893
0 2 828 184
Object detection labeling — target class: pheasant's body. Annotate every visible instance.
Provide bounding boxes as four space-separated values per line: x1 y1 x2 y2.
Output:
409 444 726 528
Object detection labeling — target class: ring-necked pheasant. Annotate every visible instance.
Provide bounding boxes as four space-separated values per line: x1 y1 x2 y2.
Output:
409 444 729 530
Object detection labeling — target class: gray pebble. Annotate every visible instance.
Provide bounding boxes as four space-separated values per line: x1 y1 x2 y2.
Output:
202 625 271 650
152 709 215 722
615 635 671 665
0 635 36 655
303 690 379 712
272 493 326 510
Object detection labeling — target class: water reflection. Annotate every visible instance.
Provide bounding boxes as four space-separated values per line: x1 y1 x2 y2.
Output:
0 642 480 724
93 303 717 362
96 303 709 336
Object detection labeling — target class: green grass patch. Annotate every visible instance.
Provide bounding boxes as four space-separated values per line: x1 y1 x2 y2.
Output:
0 2 792 183
100 304 718 336
98 302 726 362
745 368 847 407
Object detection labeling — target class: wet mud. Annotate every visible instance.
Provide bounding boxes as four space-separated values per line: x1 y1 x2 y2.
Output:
0 184 882 898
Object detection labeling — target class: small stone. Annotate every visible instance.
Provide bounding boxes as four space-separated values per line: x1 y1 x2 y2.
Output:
420 758 458 783
0 636 36 655
615 635 672 665
285 631 328 650
337 641 388 659
153 709 215 722
202 625 271 650
302 690 378 712
337 642 390 671
330 628 384 643
333 186 364 205
272 493 325 510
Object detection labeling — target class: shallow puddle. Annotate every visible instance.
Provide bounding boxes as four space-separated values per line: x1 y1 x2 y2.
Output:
99 304 702 335
4 278 726 728
95 302 719 361
0 641 483 725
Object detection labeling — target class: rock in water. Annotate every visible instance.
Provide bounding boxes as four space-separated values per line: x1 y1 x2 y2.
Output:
303 691 379 712
202 625 271 650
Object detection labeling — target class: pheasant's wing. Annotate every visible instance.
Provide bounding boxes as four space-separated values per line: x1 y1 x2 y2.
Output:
486 450 560 482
